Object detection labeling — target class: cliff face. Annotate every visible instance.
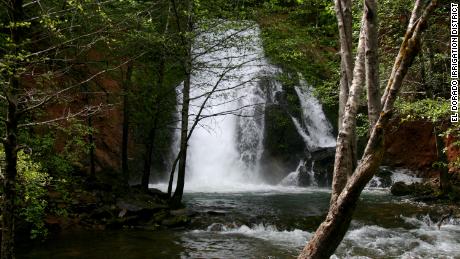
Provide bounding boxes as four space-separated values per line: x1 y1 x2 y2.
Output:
444 133 460 176
383 120 438 176
383 119 460 179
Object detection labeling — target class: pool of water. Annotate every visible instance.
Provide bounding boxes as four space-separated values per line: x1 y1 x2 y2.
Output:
18 188 460 258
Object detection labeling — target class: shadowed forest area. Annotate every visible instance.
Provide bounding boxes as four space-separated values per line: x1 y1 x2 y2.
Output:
1 0 459 258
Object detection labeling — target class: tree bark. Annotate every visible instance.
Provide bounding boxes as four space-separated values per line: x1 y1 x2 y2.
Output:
330 16 366 205
364 0 381 128
88 114 96 178
1 81 19 259
170 0 193 207
336 0 353 128
299 1 437 258
1 1 23 258
141 128 156 190
171 69 191 207
83 84 96 178
141 5 170 191
121 62 133 186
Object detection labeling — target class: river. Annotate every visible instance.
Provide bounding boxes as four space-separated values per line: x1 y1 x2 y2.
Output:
18 186 460 258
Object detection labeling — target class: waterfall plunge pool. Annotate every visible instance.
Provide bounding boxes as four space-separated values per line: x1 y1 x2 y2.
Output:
18 188 460 259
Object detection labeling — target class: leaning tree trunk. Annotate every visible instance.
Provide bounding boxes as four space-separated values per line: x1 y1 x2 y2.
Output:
299 1 437 258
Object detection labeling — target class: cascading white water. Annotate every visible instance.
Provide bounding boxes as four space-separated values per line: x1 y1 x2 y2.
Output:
280 76 336 186
153 22 337 192
173 22 271 191
292 76 336 150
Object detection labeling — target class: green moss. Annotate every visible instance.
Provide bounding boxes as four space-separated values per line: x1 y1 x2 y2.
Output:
256 4 340 128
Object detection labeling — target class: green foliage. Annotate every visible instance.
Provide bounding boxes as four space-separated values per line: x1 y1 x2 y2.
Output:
394 98 450 123
0 148 49 239
16 151 50 239
356 113 370 138
256 0 339 124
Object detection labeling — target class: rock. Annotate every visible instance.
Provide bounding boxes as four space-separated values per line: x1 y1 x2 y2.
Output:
310 147 335 161
152 210 169 222
90 206 114 220
116 194 168 213
391 181 435 196
161 215 190 228
260 103 306 183
297 165 311 186
374 167 393 188
206 210 227 216
391 182 413 196
306 147 335 187
170 208 198 217
147 188 169 199
208 223 226 232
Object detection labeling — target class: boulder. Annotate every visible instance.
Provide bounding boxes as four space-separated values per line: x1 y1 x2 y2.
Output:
297 164 311 186
260 104 306 183
161 214 190 228
391 181 435 196
391 182 413 196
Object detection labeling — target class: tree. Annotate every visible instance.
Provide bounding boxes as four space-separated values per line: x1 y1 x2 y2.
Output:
140 3 172 191
336 0 353 130
298 1 438 258
364 0 380 128
165 0 265 204
170 0 193 207
121 61 133 186
1 1 162 256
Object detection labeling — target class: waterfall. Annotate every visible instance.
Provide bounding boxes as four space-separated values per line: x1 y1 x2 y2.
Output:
176 22 270 191
292 77 336 150
279 76 336 187
153 22 336 192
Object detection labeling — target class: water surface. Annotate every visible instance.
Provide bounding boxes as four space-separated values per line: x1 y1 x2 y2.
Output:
18 188 460 259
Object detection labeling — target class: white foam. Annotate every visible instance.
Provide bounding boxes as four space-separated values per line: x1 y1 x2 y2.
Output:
391 169 423 185
149 182 328 194
338 215 460 258
194 223 312 248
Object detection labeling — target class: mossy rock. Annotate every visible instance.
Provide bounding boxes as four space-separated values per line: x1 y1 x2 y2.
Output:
260 104 306 183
